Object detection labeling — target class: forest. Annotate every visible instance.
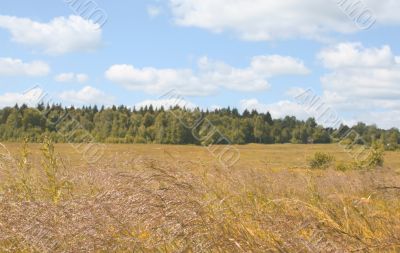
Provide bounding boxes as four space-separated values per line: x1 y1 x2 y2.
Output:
0 103 399 149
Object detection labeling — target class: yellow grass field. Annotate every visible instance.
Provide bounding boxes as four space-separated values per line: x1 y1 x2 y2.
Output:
0 143 400 252
2 143 400 170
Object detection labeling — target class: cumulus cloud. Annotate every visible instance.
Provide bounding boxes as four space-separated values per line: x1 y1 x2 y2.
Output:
240 99 310 120
250 55 310 75
55 73 75 82
285 87 308 97
105 55 309 96
76 74 89 83
0 15 102 55
0 58 50 77
319 43 400 110
353 110 400 129
240 96 400 128
59 86 113 105
316 42 400 128
318 43 395 69
55 73 89 83
168 0 400 41
0 87 47 108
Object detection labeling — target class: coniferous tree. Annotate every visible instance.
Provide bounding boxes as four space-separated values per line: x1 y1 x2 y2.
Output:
0 104 395 147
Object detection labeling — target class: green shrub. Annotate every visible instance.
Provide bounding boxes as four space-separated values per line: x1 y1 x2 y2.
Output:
364 142 384 168
336 143 385 171
335 163 351 172
309 152 334 169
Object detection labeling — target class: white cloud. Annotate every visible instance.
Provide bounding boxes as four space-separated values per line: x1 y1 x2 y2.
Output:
240 99 310 120
0 15 102 55
135 98 196 109
285 87 308 97
106 64 213 96
59 86 113 105
55 73 89 83
76 74 89 83
55 73 74 82
316 42 400 128
168 0 400 41
0 58 50 77
353 110 400 129
147 5 162 18
319 43 400 110
318 43 395 69
250 55 310 75
105 55 309 96
0 87 46 108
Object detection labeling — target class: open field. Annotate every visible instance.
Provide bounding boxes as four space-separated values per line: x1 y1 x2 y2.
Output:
0 143 400 252
2 143 400 170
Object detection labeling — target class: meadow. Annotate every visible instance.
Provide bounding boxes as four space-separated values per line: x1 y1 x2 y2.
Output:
0 142 399 252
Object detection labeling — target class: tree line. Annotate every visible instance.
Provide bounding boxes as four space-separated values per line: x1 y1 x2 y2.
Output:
0 104 398 149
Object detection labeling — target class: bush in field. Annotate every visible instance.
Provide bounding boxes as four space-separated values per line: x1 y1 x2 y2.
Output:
309 152 334 169
335 163 351 172
364 142 385 168
335 142 385 171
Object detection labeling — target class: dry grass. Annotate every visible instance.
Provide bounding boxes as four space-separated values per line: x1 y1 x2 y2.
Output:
0 143 399 252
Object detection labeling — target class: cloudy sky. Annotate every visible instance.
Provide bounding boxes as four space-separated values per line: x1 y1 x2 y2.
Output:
0 0 399 128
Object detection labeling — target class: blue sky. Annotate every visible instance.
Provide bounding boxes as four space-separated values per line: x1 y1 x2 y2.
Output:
0 0 399 128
